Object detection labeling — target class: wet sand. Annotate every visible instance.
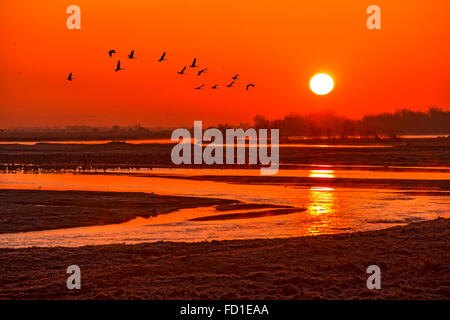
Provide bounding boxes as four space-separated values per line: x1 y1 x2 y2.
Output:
0 218 448 299
188 208 306 222
0 189 237 234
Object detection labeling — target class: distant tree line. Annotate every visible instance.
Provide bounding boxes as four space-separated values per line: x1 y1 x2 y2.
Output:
249 107 450 139
0 124 173 142
1 108 448 141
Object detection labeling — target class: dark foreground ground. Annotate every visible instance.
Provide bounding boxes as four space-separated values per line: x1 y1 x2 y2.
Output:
0 218 448 299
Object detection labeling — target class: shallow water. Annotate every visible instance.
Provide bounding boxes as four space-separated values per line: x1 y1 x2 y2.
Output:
5 166 450 180
144 167 450 180
0 168 449 248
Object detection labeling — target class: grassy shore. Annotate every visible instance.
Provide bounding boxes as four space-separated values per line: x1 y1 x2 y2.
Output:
0 218 448 299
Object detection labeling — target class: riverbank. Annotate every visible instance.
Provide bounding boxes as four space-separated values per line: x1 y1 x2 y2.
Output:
1 137 449 171
0 189 237 234
0 218 448 299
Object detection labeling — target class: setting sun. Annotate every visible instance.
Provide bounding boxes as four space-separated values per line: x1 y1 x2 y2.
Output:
310 73 334 95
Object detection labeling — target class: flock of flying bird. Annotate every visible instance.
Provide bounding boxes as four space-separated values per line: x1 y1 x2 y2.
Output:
67 50 256 91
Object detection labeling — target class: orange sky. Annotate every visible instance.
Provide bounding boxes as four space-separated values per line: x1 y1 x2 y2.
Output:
0 0 449 128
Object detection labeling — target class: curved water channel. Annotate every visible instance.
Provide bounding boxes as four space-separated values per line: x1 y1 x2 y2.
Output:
0 167 449 248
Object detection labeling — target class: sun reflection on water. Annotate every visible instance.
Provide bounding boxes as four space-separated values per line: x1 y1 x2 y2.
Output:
309 169 335 178
306 186 338 235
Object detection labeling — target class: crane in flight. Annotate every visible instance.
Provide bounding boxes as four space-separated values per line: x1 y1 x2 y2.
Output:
195 84 205 90
246 84 255 90
177 66 187 75
190 58 199 68
108 50 117 57
197 68 208 76
226 81 235 88
158 52 167 62
115 60 124 71
128 50 136 59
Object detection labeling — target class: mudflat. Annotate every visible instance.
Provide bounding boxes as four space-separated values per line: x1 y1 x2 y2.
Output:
0 189 237 234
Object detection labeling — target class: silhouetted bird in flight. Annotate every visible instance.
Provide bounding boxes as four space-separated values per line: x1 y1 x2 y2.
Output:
108 50 117 57
211 84 219 89
67 73 73 81
190 58 198 68
195 84 205 90
197 68 207 76
115 60 124 71
177 66 186 75
246 84 255 90
232 74 239 80
158 52 167 62
226 81 235 87
128 50 136 59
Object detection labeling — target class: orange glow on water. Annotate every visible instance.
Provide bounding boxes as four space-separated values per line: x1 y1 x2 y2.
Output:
307 187 336 216
306 186 339 236
0 170 449 247
309 170 335 178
